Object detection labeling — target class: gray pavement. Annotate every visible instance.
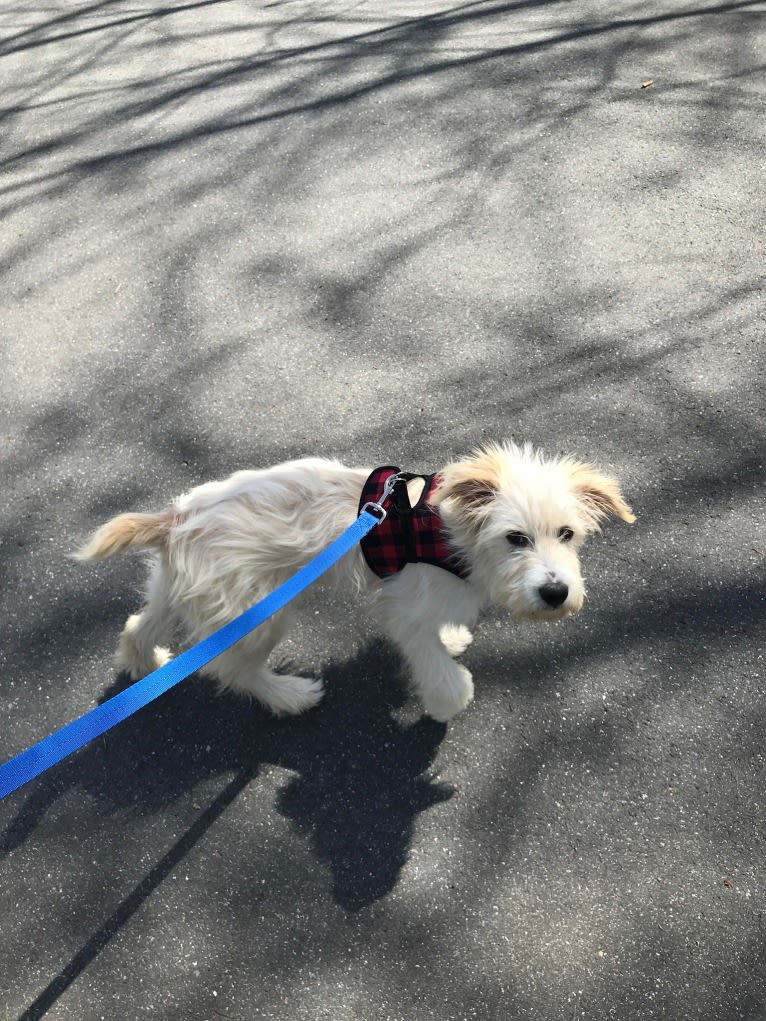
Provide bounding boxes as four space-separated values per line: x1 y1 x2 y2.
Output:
1 1 765 1018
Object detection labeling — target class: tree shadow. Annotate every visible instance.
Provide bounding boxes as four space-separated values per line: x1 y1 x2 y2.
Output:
1 1 765 1017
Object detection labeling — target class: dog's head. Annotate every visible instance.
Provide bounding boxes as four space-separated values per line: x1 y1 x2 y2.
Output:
432 443 635 619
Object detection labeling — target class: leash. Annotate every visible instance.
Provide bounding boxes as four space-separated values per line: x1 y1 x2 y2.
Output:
0 490 398 802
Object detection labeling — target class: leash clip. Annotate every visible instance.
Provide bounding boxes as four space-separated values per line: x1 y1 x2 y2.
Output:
360 471 407 523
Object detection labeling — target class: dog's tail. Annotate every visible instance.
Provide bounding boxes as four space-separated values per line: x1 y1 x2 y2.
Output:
75 510 177 561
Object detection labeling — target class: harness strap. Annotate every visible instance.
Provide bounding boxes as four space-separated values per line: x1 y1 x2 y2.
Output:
391 473 436 563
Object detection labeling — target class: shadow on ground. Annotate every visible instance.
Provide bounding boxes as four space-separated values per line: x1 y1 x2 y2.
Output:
1 639 451 912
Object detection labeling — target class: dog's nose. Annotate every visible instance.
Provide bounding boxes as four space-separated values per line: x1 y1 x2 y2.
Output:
539 581 569 608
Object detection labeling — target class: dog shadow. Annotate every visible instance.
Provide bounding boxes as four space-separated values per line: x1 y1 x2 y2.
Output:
0 639 452 912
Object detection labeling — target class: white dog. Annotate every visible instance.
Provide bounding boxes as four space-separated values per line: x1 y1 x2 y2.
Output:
77 443 635 721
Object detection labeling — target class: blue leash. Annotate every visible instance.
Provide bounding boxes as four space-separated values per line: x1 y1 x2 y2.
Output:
0 506 386 802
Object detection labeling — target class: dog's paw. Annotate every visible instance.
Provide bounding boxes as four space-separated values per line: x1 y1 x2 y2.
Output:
423 664 474 722
439 624 474 657
115 615 172 679
259 673 325 717
120 647 171 681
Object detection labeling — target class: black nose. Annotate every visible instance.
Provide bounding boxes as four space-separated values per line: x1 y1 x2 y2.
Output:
539 581 568 608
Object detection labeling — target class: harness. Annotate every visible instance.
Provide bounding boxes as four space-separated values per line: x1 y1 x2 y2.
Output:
358 466 469 580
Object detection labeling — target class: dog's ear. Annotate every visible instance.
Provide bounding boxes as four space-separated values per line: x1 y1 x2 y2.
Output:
445 476 497 511
564 461 636 527
431 450 501 515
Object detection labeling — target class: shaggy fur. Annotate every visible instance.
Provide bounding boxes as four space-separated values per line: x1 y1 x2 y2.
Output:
76 443 635 721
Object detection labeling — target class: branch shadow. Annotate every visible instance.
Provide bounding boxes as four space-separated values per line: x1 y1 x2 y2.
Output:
1 1 764 1017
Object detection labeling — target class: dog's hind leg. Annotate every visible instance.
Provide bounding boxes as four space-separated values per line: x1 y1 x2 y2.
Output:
206 610 324 716
116 560 174 679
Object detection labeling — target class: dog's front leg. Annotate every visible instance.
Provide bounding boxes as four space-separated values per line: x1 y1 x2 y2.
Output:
376 569 479 721
438 623 474 657
398 631 475 722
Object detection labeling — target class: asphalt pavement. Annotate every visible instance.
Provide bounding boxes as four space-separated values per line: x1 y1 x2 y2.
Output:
1 1 765 1019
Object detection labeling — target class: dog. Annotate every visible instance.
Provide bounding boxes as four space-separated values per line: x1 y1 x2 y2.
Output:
76 443 635 722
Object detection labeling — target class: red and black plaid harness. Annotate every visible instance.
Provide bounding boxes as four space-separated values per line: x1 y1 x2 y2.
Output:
358 466 469 580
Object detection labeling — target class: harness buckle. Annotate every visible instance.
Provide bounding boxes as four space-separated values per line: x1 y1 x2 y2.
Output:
360 501 387 522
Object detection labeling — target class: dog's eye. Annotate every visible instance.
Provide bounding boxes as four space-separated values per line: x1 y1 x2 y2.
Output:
506 531 532 550
558 527 574 543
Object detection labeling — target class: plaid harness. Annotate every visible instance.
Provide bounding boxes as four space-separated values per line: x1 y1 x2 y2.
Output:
358 466 468 580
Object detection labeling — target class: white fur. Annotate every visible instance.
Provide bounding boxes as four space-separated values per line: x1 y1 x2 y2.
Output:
77 444 634 721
